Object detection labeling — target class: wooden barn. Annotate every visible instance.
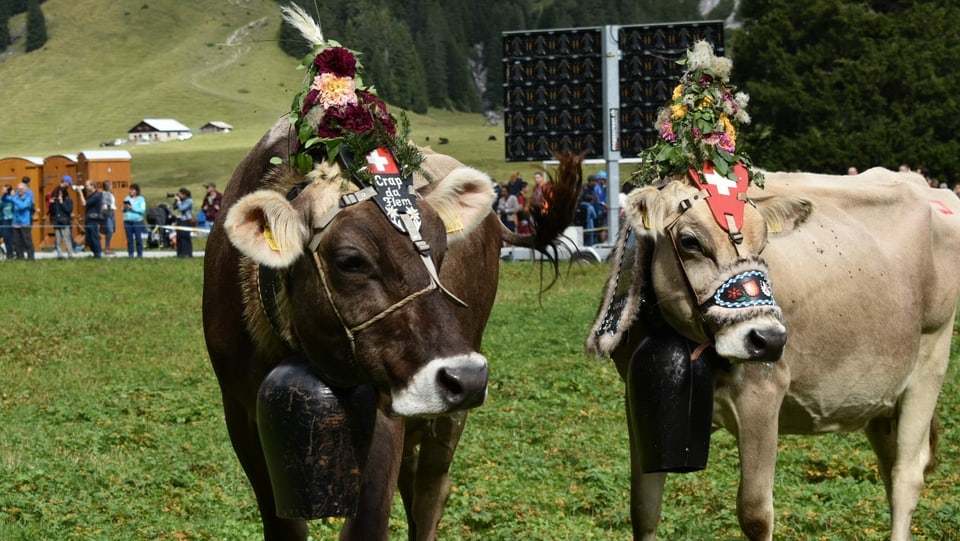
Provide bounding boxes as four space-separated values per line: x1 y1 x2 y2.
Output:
127 118 192 143
200 121 233 133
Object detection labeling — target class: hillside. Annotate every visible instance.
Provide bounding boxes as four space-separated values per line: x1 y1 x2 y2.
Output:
0 1 302 151
0 0 510 198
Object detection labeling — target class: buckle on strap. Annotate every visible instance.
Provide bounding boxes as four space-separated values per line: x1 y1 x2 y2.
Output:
308 187 379 252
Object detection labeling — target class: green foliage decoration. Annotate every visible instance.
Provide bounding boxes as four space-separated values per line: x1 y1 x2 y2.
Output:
631 41 763 188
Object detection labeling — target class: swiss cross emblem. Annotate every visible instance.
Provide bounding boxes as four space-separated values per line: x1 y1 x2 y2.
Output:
365 148 400 175
688 161 751 233
366 147 420 234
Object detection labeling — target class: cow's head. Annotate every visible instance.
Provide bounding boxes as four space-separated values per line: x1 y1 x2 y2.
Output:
223 157 495 416
590 174 812 363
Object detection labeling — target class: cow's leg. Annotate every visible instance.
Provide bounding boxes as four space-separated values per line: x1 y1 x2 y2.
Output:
221 395 308 541
341 413 405 541
864 415 896 505
869 393 937 541
399 412 468 541
733 364 787 541
869 329 950 541
622 387 667 540
634 473 668 541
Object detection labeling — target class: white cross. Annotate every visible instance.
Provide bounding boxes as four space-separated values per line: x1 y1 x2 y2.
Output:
703 170 739 196
366 149 390 172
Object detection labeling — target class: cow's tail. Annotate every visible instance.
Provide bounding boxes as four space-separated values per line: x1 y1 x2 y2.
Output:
281 4 325 46
925 414 940 475
502 151 584 252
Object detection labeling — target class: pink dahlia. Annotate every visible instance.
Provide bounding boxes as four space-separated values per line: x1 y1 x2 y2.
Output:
311 73 358 109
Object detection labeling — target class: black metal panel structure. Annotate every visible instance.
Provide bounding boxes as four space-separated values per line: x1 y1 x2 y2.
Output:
503 21 724 162
502 28 604 161
618 22 725 157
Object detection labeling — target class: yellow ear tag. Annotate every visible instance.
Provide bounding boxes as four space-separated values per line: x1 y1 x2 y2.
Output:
641 209 651 229
263 225 282 252
436 203 464 234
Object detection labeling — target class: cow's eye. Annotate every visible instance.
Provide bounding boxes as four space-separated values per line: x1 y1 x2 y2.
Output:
679 233 703 254
334 253 370 274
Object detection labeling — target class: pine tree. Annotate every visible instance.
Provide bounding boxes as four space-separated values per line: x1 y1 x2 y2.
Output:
0 0 11 54
24 0 46 52
734 0 960 181
275 0 715 113
418 4 450 108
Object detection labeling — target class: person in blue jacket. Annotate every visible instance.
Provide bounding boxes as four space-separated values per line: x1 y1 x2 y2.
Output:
11 181 35 260
123 183 147 258
172 187 194 258
78 179 103 258
0 185 15 259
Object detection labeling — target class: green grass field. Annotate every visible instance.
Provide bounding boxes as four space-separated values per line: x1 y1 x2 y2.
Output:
0 259 958 540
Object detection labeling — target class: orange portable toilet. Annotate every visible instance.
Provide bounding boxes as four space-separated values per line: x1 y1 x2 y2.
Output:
77 150 132 251
42 154 79 250
0 156 45 249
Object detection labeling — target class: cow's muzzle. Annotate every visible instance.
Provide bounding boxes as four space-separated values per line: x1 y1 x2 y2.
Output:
391 353 489 416
745 323 788 362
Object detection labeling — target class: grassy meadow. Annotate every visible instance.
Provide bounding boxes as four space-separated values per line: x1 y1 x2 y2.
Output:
0 259 958 540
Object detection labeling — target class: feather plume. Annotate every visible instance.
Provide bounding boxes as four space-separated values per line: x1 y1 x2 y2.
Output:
281 3 324 46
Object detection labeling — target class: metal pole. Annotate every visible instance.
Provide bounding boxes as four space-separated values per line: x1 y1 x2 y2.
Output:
601 25 621 244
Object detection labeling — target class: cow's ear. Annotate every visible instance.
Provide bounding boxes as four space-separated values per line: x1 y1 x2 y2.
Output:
623 185 670 237
752 195 813 234
224 190 308 268
423 166 496 242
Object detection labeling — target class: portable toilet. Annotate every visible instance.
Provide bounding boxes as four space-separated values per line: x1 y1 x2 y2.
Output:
77 150 133 251
1 156 46 249
42 154 80 250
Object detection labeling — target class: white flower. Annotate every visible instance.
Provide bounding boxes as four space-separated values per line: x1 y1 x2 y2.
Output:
686 41 715 71
710 56 733 81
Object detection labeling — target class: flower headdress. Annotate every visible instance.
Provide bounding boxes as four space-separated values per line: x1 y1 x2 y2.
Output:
631 41 763 188
280 8 422 184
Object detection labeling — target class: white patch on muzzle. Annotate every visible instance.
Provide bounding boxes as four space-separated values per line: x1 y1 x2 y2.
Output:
391 353 489 416
713 314 787 363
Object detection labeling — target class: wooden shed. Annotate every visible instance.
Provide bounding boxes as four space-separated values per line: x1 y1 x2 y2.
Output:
127 118 192 143
200 121 233 133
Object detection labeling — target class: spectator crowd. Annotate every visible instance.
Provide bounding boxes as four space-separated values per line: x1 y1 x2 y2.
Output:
0 177 222 260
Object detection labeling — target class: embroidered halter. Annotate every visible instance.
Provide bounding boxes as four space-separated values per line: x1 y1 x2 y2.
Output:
659 162 777 348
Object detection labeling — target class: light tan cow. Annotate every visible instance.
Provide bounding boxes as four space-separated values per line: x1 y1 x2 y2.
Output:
589 167 960 540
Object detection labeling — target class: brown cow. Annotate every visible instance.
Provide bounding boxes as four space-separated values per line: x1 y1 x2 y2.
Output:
203 114 582 540
588 167 960 540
